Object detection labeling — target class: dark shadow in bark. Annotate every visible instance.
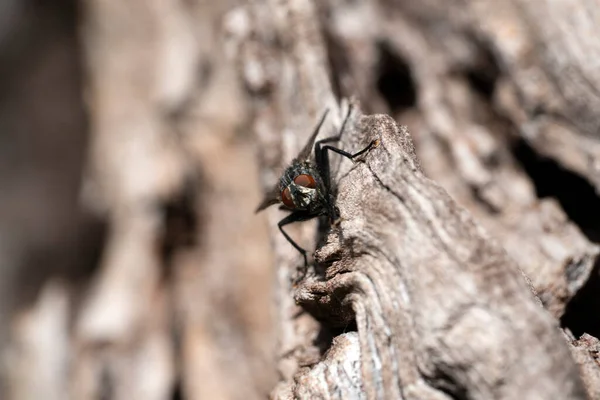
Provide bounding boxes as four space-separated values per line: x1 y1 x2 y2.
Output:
513 138 600 338
513 138 600 243
464 42 500 100
313 320 358 358
171 379 183 400
376 43 417 114
159 177 200 269
561 260 600 338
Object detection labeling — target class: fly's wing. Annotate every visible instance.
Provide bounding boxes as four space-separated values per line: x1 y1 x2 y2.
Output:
255 184 281 213
297 109 329 161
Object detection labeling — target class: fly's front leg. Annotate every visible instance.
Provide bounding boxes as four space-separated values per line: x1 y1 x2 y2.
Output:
319 139 379 221
322 139 379 162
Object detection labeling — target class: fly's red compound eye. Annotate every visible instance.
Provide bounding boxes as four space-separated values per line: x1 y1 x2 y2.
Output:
281 187 295 208
293 174 316 188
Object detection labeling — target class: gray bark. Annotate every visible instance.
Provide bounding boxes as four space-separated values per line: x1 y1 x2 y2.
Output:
1 0 600 399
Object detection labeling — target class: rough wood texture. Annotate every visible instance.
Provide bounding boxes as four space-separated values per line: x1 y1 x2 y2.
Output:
2 0 600 399
322 0 600 319
297 110 586 398
225 0 341 384
569 333 600 400
230 0 599 398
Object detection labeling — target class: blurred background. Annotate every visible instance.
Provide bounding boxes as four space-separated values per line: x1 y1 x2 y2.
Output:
0 1 277 399
1 0 600 399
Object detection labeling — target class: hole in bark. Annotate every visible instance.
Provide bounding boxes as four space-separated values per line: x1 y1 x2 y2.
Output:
314 321 358 357
329 319 358 335
376 43 417 113
159 177 199 266
512 138 600 242
465 45 500 99
427 366 469 400
513 138 600 337
561 261 600 338
171 379 183 400
302 293 357 331
314 326 336 356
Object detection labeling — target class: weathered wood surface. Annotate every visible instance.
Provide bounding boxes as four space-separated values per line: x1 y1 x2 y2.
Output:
322 0 600 319
230 0 600 398
571 332 600 400
296 110 587 399
2 0 600 399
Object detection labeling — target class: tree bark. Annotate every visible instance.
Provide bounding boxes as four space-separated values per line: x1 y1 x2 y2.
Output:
229 0 600 398
2 0 600 399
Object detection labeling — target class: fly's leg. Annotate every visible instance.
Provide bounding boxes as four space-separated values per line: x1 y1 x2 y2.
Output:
318 138 379 221
322 140 379 162
278 212 318 278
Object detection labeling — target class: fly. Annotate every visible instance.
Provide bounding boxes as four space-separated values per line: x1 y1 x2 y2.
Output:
256 105 378 275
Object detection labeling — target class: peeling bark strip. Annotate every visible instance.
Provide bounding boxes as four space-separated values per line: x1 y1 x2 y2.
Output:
291 111 587 399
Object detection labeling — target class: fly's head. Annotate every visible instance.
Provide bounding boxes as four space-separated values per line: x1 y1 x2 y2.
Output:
255 159 326 214
279 161 326 214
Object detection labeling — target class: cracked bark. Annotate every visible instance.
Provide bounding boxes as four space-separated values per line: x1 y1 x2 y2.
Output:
284 108 586 399
229 0 599 398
